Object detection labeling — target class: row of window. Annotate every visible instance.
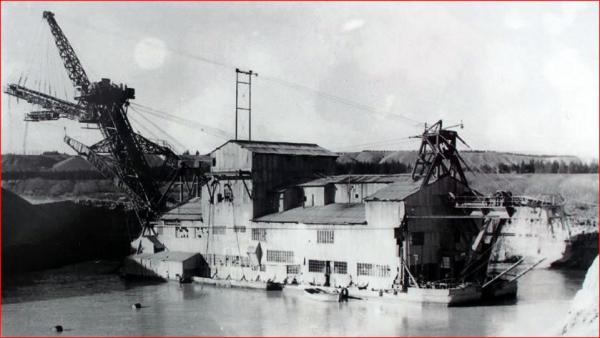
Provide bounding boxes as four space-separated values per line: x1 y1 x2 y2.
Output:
357 263 391 277
252 228 267 241
307 260 390 277
205 254 250 267
201 253 389 278
170 227 337 244
307 260 347 274
317 229 334 244
286 264 301 274
173 226 247 238
266 250 294 263
174 226 203 238
233 225 246 233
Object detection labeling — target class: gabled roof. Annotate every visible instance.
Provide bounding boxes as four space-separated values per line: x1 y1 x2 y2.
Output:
299 174 411 187
254 203 366 225
364 178 422 202
212 140 338 157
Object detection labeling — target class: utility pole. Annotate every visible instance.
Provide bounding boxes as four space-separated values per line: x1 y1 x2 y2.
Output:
235 68 257 140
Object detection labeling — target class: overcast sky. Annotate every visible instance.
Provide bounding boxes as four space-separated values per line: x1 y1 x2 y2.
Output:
1 2 598 159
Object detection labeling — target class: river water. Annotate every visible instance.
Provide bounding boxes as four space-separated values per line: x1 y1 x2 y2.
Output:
1 261 586 336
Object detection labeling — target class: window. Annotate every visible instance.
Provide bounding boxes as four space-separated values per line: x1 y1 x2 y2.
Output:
224 184 233 202
357 263 390 277
357 263 372 276
287 265 301 274
317 230 334 244
266 250 294 263
373 264 391 277
308 259 326 273
411 232 425 246
233 225 246 233
212 226 226 235
212 158 216 166
175 226 189 238
252 228 267 241
333 261 347 274
441 256 452 269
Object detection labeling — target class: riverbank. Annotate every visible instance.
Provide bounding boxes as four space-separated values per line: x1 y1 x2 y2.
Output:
1 189 138 274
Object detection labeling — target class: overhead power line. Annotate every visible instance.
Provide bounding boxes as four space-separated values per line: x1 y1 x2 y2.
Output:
61 15 424 129
333 137 416 152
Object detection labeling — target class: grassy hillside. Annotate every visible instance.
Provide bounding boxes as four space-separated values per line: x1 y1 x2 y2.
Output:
2 154 597 218
344 150 583 165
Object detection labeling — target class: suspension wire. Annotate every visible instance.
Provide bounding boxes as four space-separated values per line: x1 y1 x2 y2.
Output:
128 112 161 141
131 103 231 140
61 16 425 130
259 74 423 125
333 137 417 152
20 18 45 87
44 33 51 96
22 121 29 154
437 132 514 191
129 106 186 150
459 154 511 192
131 102 230 138
129 106 187 152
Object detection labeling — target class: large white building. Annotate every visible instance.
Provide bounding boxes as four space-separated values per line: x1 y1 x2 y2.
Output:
127 139 479 290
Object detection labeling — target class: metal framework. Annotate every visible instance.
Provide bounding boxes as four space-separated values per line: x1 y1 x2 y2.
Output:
411 120 472 188
4 11 205 231
4 84 85 120
235 68 257 140
43 11 90 92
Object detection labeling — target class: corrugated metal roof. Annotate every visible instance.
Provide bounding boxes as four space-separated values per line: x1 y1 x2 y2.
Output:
134 251 199 262
254 203 366 225
161 197 203 221
213 140 338 157
364 178 422 201
299 174 412 187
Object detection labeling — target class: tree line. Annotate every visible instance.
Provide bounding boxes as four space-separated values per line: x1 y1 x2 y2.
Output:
3 159 597 179
335 159 598 175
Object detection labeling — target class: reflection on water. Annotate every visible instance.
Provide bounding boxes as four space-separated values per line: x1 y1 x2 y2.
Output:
1 262 586 336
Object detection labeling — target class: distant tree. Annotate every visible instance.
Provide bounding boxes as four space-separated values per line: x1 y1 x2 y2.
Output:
481 164 493 174
528 159 536 173
550 161 560 173
498 163 511 174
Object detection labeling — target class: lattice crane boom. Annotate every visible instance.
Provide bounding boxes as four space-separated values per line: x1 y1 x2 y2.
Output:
42 11 90 93
4 84 85 120
4 11 204 227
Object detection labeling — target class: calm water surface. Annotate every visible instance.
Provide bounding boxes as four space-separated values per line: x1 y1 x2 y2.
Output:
1 261 586 336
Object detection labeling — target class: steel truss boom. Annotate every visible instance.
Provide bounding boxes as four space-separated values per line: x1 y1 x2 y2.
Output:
4 84 85 120
4 11 206 228
42 11 90 93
